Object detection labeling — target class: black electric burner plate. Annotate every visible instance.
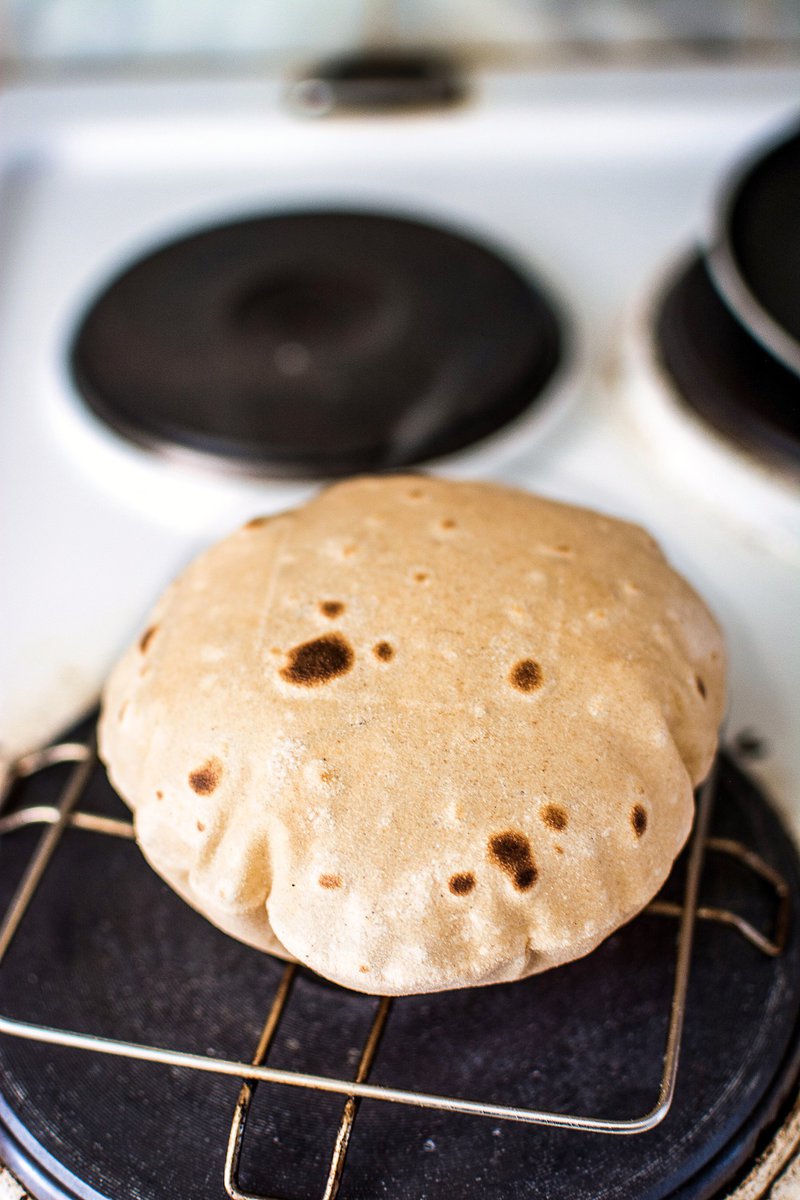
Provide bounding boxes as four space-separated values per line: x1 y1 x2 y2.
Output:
655 252 800 470
1 738 799 1200
69 211 564 477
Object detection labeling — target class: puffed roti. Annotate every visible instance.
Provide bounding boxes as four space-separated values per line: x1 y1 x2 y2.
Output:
99 476 725 995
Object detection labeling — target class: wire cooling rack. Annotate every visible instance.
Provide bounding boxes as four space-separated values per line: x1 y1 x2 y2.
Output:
0 737 791 1200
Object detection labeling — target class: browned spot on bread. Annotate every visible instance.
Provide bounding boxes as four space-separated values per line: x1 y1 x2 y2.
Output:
343 543 357 558
555 845 564 855
197 820 206 832
440 518 456 530
320 768 336 784
244 515 269 529
632 804 648 838
510 659 542 692
555 544 572 555
280 634 354 686
488 831 538 891
541 804 568 831
373 641 394 662
696 675 706 699
139 625 158 653
407 487 424 500
413 571 429 583
189 757 223 795
359 964 370 973
320 600 345 619
449 872 476 895
319 873 342 889
155 789 164 800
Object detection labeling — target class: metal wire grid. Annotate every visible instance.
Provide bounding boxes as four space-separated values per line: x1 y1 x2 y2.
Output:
0 739 790 1200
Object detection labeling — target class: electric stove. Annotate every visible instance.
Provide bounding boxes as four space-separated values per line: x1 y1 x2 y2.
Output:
1 64 800 1199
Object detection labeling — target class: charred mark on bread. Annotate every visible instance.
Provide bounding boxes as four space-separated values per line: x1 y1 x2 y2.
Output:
280 634 354 686
510 659 542 692
488 831 538 890
189 757 223 795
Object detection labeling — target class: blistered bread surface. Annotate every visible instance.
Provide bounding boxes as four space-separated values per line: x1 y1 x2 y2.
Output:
99 476 725 995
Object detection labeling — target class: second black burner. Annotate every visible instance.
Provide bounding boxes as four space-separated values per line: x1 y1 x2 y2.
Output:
70 211 564 477
655 254 800 471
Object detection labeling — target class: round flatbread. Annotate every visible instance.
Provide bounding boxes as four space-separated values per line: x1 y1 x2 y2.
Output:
99 476 725 995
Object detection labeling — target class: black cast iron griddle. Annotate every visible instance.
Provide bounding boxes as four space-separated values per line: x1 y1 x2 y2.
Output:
69 210 564 477
0 744 798 1200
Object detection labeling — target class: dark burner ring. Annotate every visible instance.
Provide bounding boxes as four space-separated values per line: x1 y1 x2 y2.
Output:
655 253 800 472
69 211 565 478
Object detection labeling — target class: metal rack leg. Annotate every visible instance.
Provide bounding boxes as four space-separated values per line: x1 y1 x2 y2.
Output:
647 833 790 957
224 969 392 1200
225 963 299 1200
0 739 95 966
321 997 392 1200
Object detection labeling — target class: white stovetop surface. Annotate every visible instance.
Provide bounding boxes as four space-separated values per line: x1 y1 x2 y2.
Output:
1 65 800 1198
2 66 799 794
